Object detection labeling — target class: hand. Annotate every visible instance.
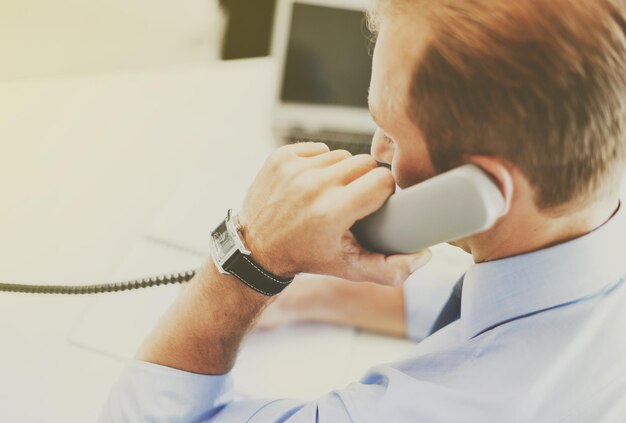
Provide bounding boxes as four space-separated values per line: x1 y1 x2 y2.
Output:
256 273 413 337
239 143 431 285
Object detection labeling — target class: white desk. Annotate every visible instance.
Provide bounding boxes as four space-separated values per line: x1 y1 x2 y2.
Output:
0 59 422 422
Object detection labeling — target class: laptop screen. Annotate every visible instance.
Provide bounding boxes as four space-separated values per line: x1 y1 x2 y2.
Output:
280 3 373 109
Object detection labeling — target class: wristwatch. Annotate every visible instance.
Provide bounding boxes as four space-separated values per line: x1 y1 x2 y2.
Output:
209 209 293 296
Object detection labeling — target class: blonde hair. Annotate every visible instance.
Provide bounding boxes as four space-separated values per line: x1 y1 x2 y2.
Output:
369 0 626 209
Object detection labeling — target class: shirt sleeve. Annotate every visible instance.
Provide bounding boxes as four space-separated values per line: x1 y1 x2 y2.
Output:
402 246 471 341
99 360 234 422
99 360 376 422
99 248 473 421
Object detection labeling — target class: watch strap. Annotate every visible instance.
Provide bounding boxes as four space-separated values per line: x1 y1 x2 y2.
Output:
224 252 293 296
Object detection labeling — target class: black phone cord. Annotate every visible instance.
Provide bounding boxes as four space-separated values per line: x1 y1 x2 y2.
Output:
0 270 196 295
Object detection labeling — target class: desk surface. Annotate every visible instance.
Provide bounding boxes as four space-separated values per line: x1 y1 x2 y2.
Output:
0 60 417 422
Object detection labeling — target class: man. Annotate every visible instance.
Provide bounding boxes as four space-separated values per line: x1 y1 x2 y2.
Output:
101 0 626 421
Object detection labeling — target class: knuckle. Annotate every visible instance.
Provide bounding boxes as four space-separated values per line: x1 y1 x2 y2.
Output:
268 151 303 176
297 141 329 154
275 144 293 157
302 141 325 148
309 199 331 222
334 149 353 160
317 142 331 152
312 189 341 218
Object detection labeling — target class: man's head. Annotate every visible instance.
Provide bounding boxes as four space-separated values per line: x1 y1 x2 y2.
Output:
369 0 626 261
367 0 626 259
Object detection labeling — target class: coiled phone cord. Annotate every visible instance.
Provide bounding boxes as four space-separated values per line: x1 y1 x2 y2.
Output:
0 270 196 295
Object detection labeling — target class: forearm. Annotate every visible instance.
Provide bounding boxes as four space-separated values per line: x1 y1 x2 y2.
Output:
136 260 270 375
136 142 425 372
103 144 432 421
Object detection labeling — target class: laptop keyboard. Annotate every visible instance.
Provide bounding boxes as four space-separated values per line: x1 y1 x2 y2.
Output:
285 129 373 156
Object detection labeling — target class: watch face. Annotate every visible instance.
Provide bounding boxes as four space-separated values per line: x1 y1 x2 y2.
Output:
212 221 236 260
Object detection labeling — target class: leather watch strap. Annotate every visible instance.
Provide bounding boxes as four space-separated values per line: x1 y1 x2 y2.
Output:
224 252 293 296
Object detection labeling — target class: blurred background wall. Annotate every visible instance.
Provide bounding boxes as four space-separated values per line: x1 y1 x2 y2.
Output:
0 0 225 81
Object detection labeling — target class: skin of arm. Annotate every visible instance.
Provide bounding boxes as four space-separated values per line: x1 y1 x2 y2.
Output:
136 143 430 375
257 276 407 338
137 261 270 374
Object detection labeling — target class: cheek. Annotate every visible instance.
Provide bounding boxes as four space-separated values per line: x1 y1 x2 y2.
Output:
392 154 420 188
392 146 436 188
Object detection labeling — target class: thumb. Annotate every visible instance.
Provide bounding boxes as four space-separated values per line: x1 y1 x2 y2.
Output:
348 248 432 286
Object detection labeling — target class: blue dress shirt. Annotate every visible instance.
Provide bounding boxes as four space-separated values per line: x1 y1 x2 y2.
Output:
100 206 626 422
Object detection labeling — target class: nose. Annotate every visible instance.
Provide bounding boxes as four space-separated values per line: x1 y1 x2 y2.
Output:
370 129 394 165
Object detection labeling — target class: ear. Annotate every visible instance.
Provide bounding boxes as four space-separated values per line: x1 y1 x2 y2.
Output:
466 156 514 216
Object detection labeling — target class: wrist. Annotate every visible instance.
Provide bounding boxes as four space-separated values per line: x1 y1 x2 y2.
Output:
237 214 297 279
210 209 295 296
197 259 271 310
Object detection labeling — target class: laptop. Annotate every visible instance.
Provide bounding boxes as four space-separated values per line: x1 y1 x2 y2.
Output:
271 0 377 154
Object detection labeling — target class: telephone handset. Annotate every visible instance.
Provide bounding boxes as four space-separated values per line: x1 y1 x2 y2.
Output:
351 164 505 255
0 165 504 295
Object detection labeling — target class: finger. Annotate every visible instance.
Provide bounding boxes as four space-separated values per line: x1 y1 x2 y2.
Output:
285 142 330 157
325 154 379 185
348 248 432 286
336 167 396 221
307 149 352 167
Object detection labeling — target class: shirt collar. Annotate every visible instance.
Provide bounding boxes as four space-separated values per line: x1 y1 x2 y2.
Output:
460 202 626 339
